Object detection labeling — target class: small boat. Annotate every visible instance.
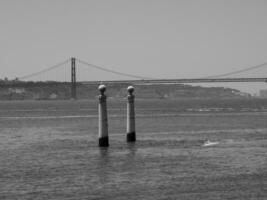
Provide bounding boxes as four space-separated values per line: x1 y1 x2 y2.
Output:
203 140 219 147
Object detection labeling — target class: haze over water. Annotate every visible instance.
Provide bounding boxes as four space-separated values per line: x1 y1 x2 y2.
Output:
0 99 266 199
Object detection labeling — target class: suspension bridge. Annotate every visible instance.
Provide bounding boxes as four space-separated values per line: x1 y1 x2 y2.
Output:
15 57 267 99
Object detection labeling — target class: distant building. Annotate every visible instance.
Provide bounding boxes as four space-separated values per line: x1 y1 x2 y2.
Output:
8 88 25 94
259 89 267 98
7 88 26 100
231 90 251 98
49 93 58 99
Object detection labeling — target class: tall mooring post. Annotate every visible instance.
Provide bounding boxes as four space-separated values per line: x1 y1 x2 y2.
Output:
126 86 136 142
71 57 77 99
98 85 109 147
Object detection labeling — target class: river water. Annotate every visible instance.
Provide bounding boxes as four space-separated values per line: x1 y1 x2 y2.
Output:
0 99 267 199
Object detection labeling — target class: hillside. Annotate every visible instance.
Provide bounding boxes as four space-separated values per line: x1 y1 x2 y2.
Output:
0 80 251 100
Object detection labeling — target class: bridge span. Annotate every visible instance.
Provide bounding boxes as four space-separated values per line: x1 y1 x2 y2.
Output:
16 57 267 99
80 78 267 85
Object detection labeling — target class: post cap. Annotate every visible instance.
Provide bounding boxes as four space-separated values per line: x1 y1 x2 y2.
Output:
127 86 134 94
98 84 106 93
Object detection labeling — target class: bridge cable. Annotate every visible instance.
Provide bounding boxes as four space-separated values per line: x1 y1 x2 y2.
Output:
16 57 267 82
203 61 267 79
18 58 71 80
76 58 155 80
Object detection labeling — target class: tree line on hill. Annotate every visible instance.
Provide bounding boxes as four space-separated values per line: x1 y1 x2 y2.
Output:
0 80 251 100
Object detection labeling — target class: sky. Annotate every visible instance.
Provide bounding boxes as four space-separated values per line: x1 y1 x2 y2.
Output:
1 0 267 94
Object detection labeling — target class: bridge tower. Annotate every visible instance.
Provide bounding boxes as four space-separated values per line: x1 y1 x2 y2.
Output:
71 57 77 99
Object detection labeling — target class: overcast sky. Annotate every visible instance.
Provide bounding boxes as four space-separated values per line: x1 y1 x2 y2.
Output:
1 0 267 94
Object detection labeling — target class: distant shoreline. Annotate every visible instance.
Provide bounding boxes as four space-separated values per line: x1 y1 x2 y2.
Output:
0 80 253 100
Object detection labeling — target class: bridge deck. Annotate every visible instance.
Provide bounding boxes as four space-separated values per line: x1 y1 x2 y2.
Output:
80 78 267 85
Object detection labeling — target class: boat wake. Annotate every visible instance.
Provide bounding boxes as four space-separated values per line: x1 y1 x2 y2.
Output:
203 140 219 147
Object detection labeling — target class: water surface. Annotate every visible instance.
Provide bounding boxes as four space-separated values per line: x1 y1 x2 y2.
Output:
0 99 267 199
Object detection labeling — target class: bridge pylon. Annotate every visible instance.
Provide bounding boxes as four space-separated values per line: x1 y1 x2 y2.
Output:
71 57 77 99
